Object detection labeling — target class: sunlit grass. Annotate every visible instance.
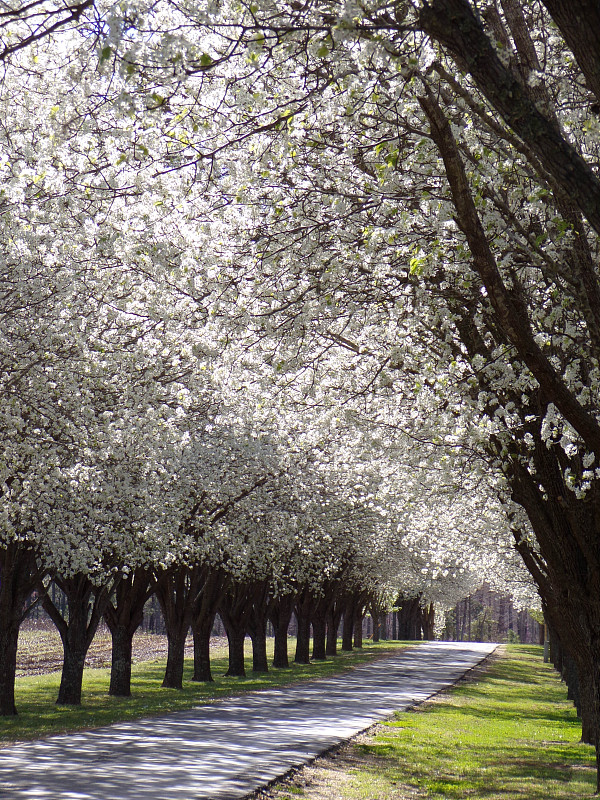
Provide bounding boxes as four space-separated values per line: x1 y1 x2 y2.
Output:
344 645 595 799
1 638 408 744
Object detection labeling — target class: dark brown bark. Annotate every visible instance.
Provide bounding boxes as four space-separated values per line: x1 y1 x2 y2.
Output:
104 568 155 697
371 612 381 643
224 626 246 677
397 595 423 641
541 0 600 103
311 613 327 660
269 593 295 668
294 589 313 664
353 610 363 649
326 602 343 656
422 603 435 641
341 596 355 652
108 625 134 698
42 574 111 706
155 566 203 690
246 581 272 673
162 628 188 688
219 581 262 677
191 568 227 682
0 543 42 715
192 618 214 682
418 86 600 455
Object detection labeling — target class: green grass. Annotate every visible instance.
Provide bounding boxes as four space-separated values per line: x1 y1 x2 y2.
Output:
1 638 408 744
342 644 595 799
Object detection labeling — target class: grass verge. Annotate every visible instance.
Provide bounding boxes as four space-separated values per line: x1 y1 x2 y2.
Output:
259 644 595 800
1 639 408 745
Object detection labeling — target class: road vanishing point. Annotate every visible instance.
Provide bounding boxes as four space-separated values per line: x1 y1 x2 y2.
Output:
0 641 496 800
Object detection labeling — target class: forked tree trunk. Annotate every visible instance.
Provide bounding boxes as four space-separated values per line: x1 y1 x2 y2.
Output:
104 568 155 697
219 581 263 678
155 565 203 690
42 574 111 706
0 544 42 716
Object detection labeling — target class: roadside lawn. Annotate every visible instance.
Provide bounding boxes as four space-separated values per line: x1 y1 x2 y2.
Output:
256 644 595 800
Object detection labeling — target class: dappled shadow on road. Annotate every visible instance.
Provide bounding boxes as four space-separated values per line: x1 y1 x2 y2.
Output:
0 642 495 800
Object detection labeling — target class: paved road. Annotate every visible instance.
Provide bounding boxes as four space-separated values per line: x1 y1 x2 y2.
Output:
0 641 495 800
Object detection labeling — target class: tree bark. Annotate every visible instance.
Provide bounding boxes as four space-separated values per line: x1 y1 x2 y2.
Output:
42 574 111 706
353 608 364 649
104 568 155 697
326 603 343 656
191 568 227 682
311 613 327 660
192 617 214 682
0 543 42 716
0 625 20 716
372 612 381 643
269 593 295 668
108 624 134 698
341 596 356 651
419 0 600 246
219 581 262 677
224 627 246 677
155 565 203 690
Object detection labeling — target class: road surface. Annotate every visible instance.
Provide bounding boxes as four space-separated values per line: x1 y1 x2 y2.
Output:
0 641 496 800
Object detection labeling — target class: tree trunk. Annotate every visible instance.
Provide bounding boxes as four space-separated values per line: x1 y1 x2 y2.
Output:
219 580 266 678
104 568 155 697
269 594 295 668
42 574 110 706
312 614 327 660
191 569 227 682
372 612 381 643
0 625 20 716
422 603 435 641
249 624 269 672
108 624 134 697
57 641 87 706
294 590 313 664
192 618 214 682
162 629 188 689
341 597 355 651
326 603 343 656
353 609 363 649
397 595 423 640
155 566 202 690
224 627 246 677
0 543 42 716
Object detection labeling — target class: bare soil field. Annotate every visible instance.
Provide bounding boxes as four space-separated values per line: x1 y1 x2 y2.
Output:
16 624 228 677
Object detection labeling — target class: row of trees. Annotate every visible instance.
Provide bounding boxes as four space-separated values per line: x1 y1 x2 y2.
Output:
4 0 589 770
138 0 600 770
